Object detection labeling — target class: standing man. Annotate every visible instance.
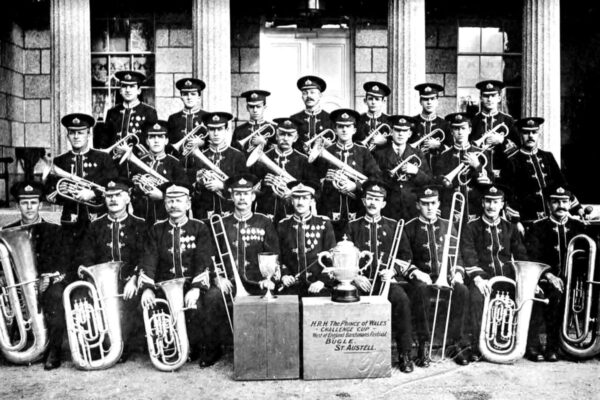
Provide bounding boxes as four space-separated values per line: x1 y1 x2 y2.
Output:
470 80 518 179
167 78 207 158
101 70 158 149
373 115 431 221
290 75 333 152
433 112 492 222
78 178 148 363
190 112 248 219
3 181 67 370
314 109 382 238
355 81 391 150
524 185 586 362
501 117 583 227
232 90 274 153
345 180 414 373
398 186 471 367
412 83 451 166
278 180 336 297
461 184 529 361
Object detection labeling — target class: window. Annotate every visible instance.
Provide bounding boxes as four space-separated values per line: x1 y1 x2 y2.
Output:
457 21 521 117
91 16 155 122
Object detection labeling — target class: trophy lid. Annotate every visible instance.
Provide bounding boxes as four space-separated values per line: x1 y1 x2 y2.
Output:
332 235 356 251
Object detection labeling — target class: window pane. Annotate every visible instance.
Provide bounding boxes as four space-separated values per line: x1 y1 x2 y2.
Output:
133 55 154 86
92 90 109 121
110 56 131 86
458 27 481 53
457 56 480 87
92 56 109 86
91 20 108 52
503 56 521 86
130 20 152 52
480 56 503 81
481 27 504 53
109 19 128 52
457 87 480 114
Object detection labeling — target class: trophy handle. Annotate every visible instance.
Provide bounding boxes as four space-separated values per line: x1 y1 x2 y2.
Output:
317 251 332 271
358 250 374 272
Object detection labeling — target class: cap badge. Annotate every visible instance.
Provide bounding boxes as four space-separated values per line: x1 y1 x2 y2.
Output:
372 185 381 191
212 115 220 122
124 73 132 80
250 92 258 99
557 187 565 194
284 120 292 127
341 113 349 119
153 123 161 130
72 117 80 125
239 178 247 185
424 86 432 92
527 119 535 126
456 115 463 121
24 185 33 192
305 79 312 85
399 118 406 124
486 83 493 89
372 85 379 91
108 181 116 188
490 187 498 193
424 188 433 196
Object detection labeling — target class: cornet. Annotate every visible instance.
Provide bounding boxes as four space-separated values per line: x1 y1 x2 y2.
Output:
304 128 336 149
237 123 276 152
172 123 208 157
441 150 489 187
119 150 170 194
100 134 148 159
246 145 295 198
472 123 508 149
410 128 445 152
41 158 105 208
360 123 391 151
388 154 422 182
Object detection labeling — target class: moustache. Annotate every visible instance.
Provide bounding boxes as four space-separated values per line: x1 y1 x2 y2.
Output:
556 207 568 212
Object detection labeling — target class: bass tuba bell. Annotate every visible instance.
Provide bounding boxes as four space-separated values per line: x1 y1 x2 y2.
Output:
560 234 600 358
0 225 49 364
479 261 550 364
63 262 123 370
143 278 190 371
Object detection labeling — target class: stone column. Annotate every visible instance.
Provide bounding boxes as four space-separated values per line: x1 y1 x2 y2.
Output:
51 0 92 154
522 0 561 164
387 0 426 115
192 0 232 112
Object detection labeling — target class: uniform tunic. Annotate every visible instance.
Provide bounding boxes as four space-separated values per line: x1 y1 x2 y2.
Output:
166 108 207 158
101 102 158 148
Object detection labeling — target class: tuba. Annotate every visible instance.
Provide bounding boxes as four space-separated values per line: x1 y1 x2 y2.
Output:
41 157 106 207
479 261 550 364
559 234 600 358
0 225 49 364
143 278 190 371
63 262 123 370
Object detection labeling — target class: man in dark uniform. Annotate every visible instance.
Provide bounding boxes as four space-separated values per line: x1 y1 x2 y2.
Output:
412 83 451 166
312 108 382 239
461 184 529 361
78 178 148 362
250 117 317 223
433 112 492 222
189 112 248 219
355 81 391 150
138 182 214 366
290 75 333 153
345 180 414 373
501 117 583 229
398 186 471 367
232 90 275 153
470 80 519 179
373 115 431 221
524 185 586 362
3 181 68 370
101 70 158 149
126 120 188 225
46 113 119 280
278 180 336 297
167 78 207 159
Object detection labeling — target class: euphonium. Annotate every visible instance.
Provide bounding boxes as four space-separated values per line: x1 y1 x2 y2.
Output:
63 262 123 370
119 150 169 193
409 128 446 151
360 123 391 151
143 278 190 371
172 124 208 157
41 158 106 208
560 234 600 358
388 154 422 182
237 123 276 152
246 145 295 198
0 225 49 364
479 261 550 364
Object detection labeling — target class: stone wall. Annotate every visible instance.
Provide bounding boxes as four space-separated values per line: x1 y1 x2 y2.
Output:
354 25 388 114
425 17 458 116
231 16 260 127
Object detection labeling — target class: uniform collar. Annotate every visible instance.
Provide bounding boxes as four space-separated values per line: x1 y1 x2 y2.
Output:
123 99 140 109
419 112 437 121
70 147 90 156
549 215 568 226
234 211 253 222
519 148 538 155
150 152 167 161
183 106 202 115
304 107 322 116
418 216 438 225
275 147 293 157
482 215 501 226
108 212 129 223
169 216 188 227
209 143 228 153
453 143 471 151
481 109 499 118
336 141 354 151
20 216 42 226
293 212 312 223
366 111 383 119
365 215 382 223
249 119 265 126
392 143 406 155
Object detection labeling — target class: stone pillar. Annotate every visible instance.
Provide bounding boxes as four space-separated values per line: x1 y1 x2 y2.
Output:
522 0 561 164
193 0 232 112
51 0 92 154
387 0 426 115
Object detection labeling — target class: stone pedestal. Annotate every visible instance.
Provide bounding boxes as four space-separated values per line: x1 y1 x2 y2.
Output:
302 296 391 380
522 0 561 163
233 295 300 380
387 0 426 115
51 0 92 153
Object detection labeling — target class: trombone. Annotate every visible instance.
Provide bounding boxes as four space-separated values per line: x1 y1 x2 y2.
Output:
237 123 276 153
388 154 422 182
172 123 208 157
100 134 149 159
41 157 105 208
410 128 445 152
370 219 405 297
429 192 465 362
360 123 391 151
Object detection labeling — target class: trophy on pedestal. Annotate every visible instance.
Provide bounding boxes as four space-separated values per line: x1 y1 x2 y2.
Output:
318 236 373 303
258 252 280 301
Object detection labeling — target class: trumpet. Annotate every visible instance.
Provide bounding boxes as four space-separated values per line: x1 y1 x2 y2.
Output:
410 128 445 152
370 219 405 297
304 128 336 149
100 134 149 159
441 150 489 187
560 234 600 358
119 149 170 194
472 123 508 149
41 158 105 208
360 123 391 151
172 124 208 157
246 145 295 198
388 154 422 182
237 123 276 152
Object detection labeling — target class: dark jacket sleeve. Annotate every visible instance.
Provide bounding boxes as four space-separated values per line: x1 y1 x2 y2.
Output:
191 222 215 289
138 224 160 290
461 222 486 280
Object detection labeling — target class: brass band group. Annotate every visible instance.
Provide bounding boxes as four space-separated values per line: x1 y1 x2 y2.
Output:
0 69 598 376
